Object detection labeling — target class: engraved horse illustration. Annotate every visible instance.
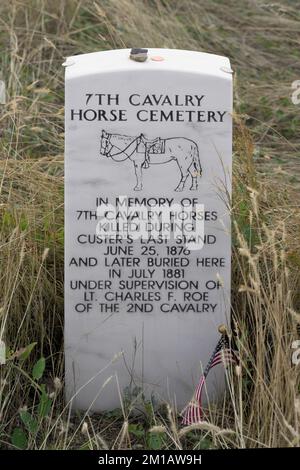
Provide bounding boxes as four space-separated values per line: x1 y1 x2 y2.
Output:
100 130 202 192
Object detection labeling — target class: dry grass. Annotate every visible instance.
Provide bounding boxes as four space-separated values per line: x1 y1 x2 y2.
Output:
0 0 299 449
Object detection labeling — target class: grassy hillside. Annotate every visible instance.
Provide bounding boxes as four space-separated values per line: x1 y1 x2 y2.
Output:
0 0 299 449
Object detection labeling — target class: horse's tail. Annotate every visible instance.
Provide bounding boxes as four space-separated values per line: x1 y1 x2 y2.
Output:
193 144 202 176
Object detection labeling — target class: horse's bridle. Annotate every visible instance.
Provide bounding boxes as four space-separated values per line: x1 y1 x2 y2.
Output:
102 133 112 156
102 133 140 161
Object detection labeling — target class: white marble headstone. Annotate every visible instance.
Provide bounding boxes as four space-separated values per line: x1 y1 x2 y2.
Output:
64 49 232 411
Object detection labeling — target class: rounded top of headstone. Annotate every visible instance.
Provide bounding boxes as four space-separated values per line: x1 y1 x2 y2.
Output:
64 49 232 81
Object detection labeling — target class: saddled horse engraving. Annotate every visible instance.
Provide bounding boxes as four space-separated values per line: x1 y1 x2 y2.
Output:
100 130 202 192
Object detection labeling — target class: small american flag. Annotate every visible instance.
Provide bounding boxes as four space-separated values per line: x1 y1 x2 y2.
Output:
182 334 237 425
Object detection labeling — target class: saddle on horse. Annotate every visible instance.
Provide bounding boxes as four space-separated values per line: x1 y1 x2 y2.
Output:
137 134 166 169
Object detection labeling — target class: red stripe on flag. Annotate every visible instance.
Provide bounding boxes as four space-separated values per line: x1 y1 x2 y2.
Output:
182 339 237 425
